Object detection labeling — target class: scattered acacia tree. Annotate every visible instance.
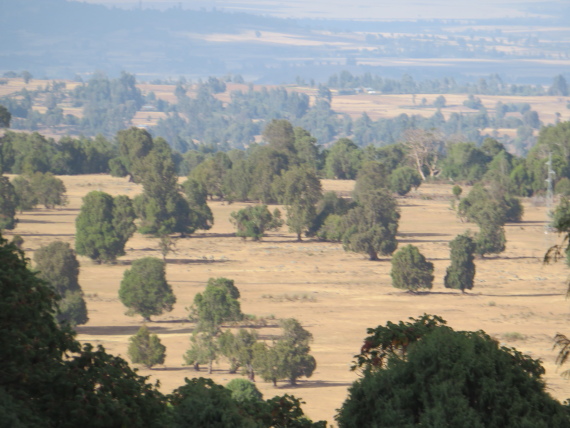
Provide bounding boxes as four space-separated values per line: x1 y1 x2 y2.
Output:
127 325 166 369
119 257 176 321
342 189 399 260
253 318 317 387
390 245 434 292
75 191 136 263
230 204 282 240
0 175 17 230
337 315 570 428
444 234 476 293
33 241 88 326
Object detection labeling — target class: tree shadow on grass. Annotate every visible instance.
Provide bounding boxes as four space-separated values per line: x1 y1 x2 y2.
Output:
277 380 353 389
76 325 195 336
117 258 231 266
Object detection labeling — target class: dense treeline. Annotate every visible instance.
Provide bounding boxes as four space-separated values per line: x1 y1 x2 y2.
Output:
2 71 566 151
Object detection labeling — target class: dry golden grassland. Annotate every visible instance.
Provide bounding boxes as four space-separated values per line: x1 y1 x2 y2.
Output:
6 174 570 423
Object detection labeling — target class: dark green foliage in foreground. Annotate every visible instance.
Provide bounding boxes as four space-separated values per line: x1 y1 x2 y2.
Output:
128 325 166 368
0 233 167 427
444 234 476 292
0 233 323 427
337 315 570 428
390 245 434 292
119 257 176 321
34 241 87 326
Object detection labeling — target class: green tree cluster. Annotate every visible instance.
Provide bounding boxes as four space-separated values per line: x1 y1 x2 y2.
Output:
13 172 67 210
230 204 283 240
390 245 434 292
444 234 476 292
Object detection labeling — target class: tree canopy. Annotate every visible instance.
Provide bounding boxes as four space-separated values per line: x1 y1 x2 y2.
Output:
337 315 570 428
119 257 176 321
390 245 434 292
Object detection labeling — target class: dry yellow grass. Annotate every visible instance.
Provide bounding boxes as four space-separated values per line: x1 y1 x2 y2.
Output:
5 174 570 423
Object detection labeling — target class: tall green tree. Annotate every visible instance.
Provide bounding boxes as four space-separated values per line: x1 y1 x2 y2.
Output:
218 329 259 379
0 104 11 128
279 166 322 241
324 138 362 179
128 325 166 368
342 189 399 260
75 191 136 263
444 234 476 292
119 257 176 321
184 332 218 373
190 278 243 334
390 245 434 292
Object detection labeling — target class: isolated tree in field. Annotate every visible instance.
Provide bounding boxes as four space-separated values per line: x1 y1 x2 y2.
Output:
190 278 243 334
34 241 88 326
230 204 282 240
390 245 434 292
444 234 476 292
342 189 399 260
127 325 166 368
184 331 218 373
279 166 322 241
218 329 258 379
253 319 317 386
119 257 176 321
337 315 570 428
0 175 17 230
29 172 67 208
75 191 136 263
475 219 506 257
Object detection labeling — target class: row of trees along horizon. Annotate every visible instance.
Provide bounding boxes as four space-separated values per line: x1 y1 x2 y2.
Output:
0 70 568 154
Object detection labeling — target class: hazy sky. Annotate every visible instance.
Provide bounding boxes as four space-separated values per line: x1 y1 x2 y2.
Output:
74 0 545 20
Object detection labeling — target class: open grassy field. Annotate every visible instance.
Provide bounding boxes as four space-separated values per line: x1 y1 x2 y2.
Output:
5 173 570 424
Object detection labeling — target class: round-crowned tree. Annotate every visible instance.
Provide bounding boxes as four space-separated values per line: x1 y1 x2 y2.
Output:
390 245 434 292
119 257 176 321
127 325 166 368
225 379 263 403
